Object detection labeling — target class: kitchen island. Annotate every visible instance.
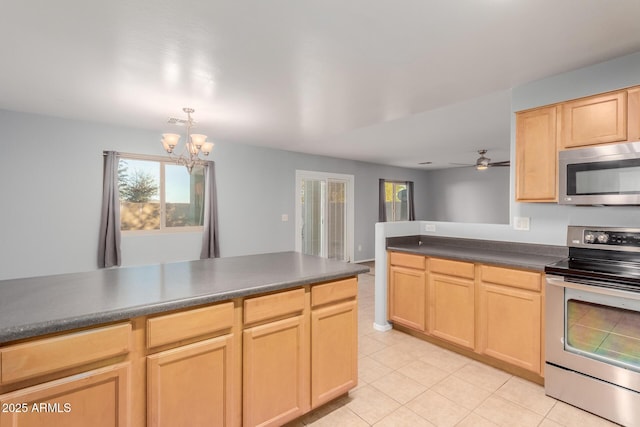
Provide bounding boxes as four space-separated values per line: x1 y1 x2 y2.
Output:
0 252 367 426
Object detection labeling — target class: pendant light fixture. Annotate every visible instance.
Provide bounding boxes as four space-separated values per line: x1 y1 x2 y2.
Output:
161 107 213 173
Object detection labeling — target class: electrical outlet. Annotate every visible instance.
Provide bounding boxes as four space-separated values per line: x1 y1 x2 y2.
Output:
281 214 288 222
513 217 530 231
424 223 436 232
358 244 362 251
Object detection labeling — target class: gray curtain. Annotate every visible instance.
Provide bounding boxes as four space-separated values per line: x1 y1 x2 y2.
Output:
407 181 416 221
378 179 387 222
98 151 121 268
200 161 220 259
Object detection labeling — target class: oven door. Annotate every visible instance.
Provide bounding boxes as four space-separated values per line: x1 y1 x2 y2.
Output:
546 274 640 391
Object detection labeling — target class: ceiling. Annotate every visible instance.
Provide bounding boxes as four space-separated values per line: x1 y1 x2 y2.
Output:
2 1 640 169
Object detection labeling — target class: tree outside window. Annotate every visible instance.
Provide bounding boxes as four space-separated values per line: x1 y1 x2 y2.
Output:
118 157 205 231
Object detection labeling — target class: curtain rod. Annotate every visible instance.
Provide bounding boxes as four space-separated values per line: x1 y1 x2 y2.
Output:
102 150 210 165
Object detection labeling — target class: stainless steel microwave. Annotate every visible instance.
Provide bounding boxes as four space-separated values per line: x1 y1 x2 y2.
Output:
559 141 640 205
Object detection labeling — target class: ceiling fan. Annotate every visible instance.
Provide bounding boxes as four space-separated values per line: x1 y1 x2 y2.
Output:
451 149 510 171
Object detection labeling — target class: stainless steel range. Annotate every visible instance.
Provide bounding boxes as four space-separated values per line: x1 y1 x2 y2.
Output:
545 226 640 426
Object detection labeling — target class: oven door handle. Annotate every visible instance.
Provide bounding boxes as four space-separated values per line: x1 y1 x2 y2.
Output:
546 274 640 301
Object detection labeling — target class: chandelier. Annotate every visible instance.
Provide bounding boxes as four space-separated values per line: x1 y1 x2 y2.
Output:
161 107 214 173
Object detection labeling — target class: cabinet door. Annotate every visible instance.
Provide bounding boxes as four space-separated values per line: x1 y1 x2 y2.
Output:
0 363 129 427
628 87 640 142
243 315 309 427
428 274 474 349
147 335 236 427
388 265 427 331
561 91 627 148
311 299 357 409
478 283 541 374
515 106 558 202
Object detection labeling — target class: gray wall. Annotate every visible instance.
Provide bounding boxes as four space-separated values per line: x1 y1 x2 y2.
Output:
424 166 509 224
0 109 430 280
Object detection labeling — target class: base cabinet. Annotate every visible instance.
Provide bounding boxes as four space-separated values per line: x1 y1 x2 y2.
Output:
428 273 474 349
311 299 357 409
388 265 427 331
147 335 235 427
387 251 545 379
478 266 542 374
243 315 309 427
0 363 130 427
0 277 360 427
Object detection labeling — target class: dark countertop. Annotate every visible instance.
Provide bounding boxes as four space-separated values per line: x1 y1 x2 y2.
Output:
387 236 567 271
0 252 368 344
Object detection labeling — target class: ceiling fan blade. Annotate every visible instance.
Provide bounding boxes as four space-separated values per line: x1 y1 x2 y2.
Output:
488 160 510 167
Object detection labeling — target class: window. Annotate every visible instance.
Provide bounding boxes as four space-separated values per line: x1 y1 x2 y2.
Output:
118 156 205 231
384 181 409 221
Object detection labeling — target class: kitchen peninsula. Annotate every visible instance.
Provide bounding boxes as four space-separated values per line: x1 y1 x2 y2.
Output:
381 233 566 383
0 252 367 426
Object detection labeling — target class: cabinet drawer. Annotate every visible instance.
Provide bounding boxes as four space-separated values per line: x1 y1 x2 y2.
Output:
0 323 131 384
430 258 474 279
312 278 357 307
389 252 425 269
480 265 541 291
244 288 305 325
147 302 234 349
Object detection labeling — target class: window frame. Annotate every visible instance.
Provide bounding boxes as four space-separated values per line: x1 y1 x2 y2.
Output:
118 152 206 235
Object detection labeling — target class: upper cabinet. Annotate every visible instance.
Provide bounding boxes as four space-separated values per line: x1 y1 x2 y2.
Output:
561 91 627 148
628 87 640 142
515 85 640 203
516 106 558 202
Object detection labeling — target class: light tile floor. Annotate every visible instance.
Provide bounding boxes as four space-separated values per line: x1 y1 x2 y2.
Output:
286 268 621 427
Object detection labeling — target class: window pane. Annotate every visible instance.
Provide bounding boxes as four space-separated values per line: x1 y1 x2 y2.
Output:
119 159 160 230
383 181 409 221
165 164 205 227
395 184 408 221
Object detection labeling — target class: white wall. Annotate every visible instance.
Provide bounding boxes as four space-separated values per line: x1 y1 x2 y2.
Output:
0 109 431 280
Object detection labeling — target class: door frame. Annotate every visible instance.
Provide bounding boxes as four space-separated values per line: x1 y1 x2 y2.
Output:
295 170 355 262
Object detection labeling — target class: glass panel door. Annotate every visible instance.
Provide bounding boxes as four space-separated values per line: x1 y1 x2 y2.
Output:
296 171 353 262
301 178 325 257
327 180 346 260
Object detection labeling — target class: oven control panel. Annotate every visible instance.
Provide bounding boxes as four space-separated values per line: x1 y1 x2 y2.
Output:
568 226 640 251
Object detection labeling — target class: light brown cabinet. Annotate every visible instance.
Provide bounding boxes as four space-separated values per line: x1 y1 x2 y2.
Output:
242 288 309 427
387 251 545 380
478 266 542 374
310 279 358 409
0 278 360 427
561 91 627 148
515 105 559 202
428 258 475 349
388 252 427 331
516 85 640 204
146 301 239 427
0 323 132 427
0 363 130 427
